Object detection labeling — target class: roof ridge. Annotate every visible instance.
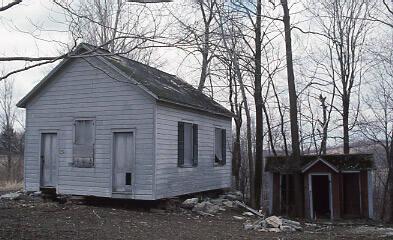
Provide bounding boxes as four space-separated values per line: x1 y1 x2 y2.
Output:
82 43 210 92
18 42 233 117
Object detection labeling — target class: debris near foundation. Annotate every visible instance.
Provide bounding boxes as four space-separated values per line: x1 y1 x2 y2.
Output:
234 201 264 218
0 191 22 200
180 191 242 216
243 215 302 232
235 201 302 233
181 198 199 209
192 201 224 215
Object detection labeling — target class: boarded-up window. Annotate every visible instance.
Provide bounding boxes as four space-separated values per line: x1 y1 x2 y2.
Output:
214 128 226 165
178 122 198 167
73 120 95 168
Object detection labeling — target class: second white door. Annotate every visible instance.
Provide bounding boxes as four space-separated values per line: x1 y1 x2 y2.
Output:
112 132 134 192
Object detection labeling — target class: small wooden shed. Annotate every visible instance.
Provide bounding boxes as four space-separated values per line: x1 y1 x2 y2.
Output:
265 154 374 220
17 43 233 200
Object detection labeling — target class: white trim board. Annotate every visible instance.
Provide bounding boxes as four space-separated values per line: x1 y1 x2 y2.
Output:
302 158 339 173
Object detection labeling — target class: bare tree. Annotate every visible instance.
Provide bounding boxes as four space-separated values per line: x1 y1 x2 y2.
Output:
308 0 372 154
0 78 19 182
55 0 168 65
195 0 218 91
0 0 176 80
216 5 254 205
280 0 304 217
228 0 284 209
358 38 393 222
0 0 21 12
368 0 393 28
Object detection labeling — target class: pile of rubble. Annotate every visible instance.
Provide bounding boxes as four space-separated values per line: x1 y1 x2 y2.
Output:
181 191 242 216
180 191 302 233
0 191 22 200
244 215 302 232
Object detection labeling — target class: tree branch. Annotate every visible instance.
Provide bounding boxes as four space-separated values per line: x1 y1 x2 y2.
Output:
0 0 22 12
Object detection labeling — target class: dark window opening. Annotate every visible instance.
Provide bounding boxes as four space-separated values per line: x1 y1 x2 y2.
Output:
125 173 132 186
178 122 198 167
214 128 226 166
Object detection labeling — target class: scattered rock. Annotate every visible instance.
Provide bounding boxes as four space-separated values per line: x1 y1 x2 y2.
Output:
28 191 41 197
244 222 255 230
242 212 255 217
222 200 235 208
220 191 242 201
266 216 282 228
242 215 302 233
209 198 224 206
282 218 302 231
268 228 281 233
182 198 199 209
192 201 221 215
305 223 317 227
0 192 21 200
233 216 245 220
257 228 268 232
280 225 296 232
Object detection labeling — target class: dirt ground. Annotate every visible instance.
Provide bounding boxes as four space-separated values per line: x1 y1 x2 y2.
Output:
0 193 392 240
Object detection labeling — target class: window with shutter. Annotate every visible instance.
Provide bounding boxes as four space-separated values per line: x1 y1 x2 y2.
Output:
73 119 95 168
214 128 226 166
178 121 198 168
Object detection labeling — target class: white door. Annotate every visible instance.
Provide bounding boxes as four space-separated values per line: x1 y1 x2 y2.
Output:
40 133 57 187
112 132 134 192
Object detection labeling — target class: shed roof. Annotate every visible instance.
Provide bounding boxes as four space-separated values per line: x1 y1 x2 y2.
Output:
265 154 374 173
17 43 233 118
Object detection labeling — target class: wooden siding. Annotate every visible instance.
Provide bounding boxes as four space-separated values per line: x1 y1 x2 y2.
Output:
23 57 156 199
154 102 232 199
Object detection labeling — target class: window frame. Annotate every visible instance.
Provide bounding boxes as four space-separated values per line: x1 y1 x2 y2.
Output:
214 127 226 167
178 121 198 168
72 118 96 168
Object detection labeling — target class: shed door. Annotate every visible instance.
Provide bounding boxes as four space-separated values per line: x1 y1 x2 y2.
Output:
311 175 331 219
112 132 134 192
40 133 57 187
343 173 361 217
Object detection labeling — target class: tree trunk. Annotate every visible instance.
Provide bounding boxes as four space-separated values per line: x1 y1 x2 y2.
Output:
389 140 393 222
217 8 253 207
253 0 263 210
230 53 254 205
198 43 209 91
233 120 242 188
319 94 328 155
228 62 242 189
197 2 212 91
262 103 277 156
7 153 12 182
343 96 350 154
272 81 289 156
281 0 304 218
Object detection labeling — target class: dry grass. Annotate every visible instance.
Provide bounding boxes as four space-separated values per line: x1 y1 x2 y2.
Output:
0 181 23 192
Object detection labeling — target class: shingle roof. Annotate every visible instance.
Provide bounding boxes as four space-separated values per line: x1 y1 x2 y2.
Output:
106 56 233 117
17 43 234 118
265 154 374 173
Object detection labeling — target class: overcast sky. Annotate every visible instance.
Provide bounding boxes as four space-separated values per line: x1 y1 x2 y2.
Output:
0 0 203 104
1 1 61 98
